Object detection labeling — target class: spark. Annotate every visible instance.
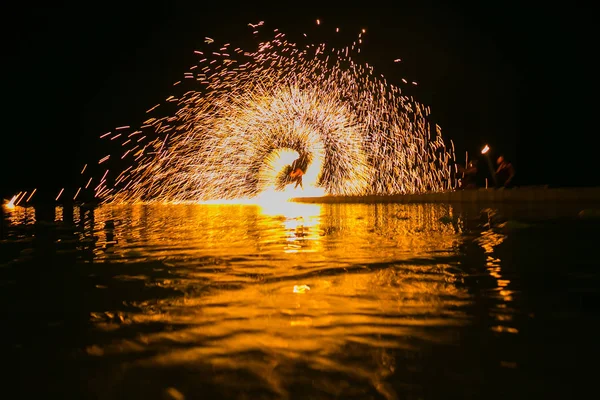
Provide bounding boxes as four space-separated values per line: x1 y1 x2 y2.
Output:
14 191 27 206
26 188 37 202
146 104 160 113
83 22 455 204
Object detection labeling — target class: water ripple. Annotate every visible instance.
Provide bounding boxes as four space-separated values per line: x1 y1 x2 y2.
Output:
3 202 597 398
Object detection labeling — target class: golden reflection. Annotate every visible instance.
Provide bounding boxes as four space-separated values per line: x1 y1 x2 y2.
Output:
73 203 468 398
54 206 63 223
476 209 518 334
2 202 35 226
90 202 327 260
87 202 463 263
259 199 322 219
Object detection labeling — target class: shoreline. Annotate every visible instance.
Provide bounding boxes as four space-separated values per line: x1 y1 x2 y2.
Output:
291 187 600 204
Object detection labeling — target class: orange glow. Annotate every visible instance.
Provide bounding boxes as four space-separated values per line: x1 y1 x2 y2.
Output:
87 202 463 264
2 195 35 224
80 202 468 396
4 202 472 398
481 144 490 154
5 195 18 210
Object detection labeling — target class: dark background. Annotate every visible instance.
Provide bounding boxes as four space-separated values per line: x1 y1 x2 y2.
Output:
0 1 595 197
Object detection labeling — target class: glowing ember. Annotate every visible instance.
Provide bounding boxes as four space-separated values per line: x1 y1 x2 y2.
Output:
83 20 456 204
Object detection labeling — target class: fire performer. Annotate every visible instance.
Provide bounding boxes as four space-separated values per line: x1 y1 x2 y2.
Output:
289 159 305 189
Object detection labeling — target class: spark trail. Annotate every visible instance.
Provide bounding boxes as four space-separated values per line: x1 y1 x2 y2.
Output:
82 21 456 204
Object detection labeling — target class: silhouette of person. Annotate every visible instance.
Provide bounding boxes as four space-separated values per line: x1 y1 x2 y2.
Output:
496 155 515 188
458 160 478 189
289 165 304 189
288 157 307 189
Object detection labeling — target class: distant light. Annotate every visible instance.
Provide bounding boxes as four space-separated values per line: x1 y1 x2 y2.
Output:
481 144 490 154
316 19 320 25
362 29 366 33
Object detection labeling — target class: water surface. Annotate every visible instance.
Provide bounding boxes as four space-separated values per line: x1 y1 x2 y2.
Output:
1 202 598 399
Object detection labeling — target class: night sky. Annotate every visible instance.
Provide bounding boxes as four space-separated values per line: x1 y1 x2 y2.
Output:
1 2 595 197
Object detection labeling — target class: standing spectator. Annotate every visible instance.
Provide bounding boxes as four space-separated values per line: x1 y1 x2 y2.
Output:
496 155 515 188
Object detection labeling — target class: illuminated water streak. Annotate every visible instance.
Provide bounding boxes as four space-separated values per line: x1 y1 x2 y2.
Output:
84 20 456 204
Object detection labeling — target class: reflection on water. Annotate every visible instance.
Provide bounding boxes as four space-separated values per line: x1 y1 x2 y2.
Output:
82 203 469 399
2 201 598 399
476 210 518 336
85 202 462 263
